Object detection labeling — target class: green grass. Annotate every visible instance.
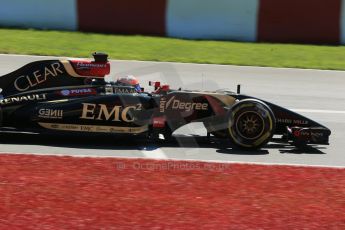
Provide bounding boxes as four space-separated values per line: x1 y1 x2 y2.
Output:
1 28 345 70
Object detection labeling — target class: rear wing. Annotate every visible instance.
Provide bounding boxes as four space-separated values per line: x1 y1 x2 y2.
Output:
0 53 110 97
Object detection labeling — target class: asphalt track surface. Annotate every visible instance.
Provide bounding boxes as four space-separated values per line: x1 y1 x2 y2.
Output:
0 54 344 167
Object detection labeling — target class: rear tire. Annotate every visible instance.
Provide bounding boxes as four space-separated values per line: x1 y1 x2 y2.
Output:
228 99 276 150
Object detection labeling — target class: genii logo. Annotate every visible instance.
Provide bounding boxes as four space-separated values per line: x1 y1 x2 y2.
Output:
38 109 63 119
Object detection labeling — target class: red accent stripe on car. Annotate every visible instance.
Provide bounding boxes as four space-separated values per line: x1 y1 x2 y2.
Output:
258 0 341 44
77 0 167 36
69 60 110 77
153 116 166 128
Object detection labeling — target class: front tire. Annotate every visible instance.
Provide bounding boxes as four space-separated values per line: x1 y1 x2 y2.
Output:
228 99 276 150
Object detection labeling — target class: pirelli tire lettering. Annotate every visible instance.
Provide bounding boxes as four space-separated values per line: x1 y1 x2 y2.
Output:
228 99 276 149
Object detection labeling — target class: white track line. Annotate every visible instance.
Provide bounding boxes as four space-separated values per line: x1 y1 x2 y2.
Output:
292 109 345 114
141 149 168 159
0 151 344 169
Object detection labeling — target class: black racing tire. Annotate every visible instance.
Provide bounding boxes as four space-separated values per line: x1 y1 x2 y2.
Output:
228 99 276 150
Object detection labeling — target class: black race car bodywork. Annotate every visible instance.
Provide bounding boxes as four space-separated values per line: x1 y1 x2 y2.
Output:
0 53 331 149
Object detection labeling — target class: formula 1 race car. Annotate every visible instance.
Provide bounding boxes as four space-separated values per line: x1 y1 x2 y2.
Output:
0 53 331 150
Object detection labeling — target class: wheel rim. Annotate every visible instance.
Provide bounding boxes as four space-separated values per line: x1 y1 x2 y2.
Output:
235 111 265 140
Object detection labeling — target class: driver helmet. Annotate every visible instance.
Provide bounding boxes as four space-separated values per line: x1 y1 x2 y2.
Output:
116 75 141 92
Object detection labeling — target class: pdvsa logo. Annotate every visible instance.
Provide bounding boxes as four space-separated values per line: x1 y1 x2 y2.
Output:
61 90 71 96
60 88 96 96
